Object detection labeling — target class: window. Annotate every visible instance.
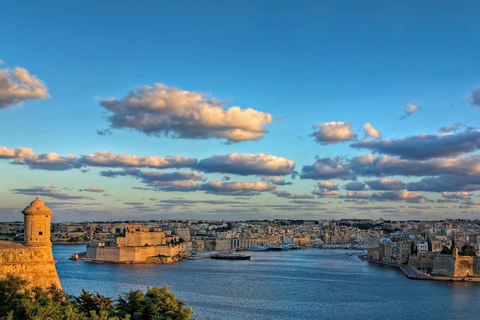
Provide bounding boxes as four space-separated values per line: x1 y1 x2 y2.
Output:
39 231 43 235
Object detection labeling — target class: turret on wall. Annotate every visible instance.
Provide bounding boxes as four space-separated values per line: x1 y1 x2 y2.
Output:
23 196 53 248
0 197 61 289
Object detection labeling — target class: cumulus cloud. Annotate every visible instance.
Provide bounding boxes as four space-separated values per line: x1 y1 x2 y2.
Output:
0 67 49 109
346 191 370 199
352 130 480 160
99 83 272 142
440 192 471 201
272 190 313 199
472 87 480 106
301 157 353 180
312 188 341 198
14 153 80 171
351 154 480 177
371 190 426 203
407 175 480 192
11 186 90 200
312 122 357 144
403 103 420 117
80 151 197 169
343 182 365 191
363 123 381 139
100 168 203 191
0 146 34 159
317 181 339 190
365 178 406 191
201 181 276 196
196 153 295 176
261 176 291 185
82 188 105 193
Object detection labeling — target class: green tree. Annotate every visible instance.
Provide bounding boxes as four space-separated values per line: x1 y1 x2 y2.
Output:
460 244 477 256
440 245 452 255
116 285 195 320
73 289 116 316
0 275 194 320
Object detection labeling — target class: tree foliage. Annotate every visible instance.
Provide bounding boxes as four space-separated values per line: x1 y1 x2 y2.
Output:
460 244 477 256
0 275 195 320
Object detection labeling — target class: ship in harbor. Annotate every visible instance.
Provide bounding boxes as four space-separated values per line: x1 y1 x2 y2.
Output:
211 252 251 260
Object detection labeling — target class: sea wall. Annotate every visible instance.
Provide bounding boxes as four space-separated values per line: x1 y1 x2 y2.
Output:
86 243 187 263
432 255 455 276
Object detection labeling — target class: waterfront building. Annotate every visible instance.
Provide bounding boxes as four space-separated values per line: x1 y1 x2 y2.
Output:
85 224 187 263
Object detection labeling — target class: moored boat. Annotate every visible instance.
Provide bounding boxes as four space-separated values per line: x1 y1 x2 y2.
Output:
246 245 267 251
211 253 251 260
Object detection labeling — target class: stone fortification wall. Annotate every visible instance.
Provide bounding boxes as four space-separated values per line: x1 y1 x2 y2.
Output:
116 231 166 247
408 252 436 269
0 246 61 289
86 243 186 263
454 256 474 277
367 247 380 260
432 254 476 277
473 257 480 275
432 255 455 276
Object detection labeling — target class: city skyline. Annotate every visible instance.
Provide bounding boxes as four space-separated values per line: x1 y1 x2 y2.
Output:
2 1 480 221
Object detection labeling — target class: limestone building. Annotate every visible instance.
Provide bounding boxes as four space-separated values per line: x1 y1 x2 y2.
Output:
0 197 62 289
85 224 187 263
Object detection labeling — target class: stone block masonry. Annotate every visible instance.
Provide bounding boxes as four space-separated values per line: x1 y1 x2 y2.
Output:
0 197 62 289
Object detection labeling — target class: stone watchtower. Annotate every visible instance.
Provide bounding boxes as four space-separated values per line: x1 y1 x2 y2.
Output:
0 197 61 289
23 197 53 248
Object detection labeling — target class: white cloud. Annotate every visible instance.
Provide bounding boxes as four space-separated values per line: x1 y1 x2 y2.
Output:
261 176 291 185
312 122 357 144
99 83 272 142
363 123 381 139
312 188 341 198
0 146 34 159
365 178 406 190
0 67 49 109
80 151 197 169
404 103 420 117
15 153 80 171
196 153 295 176
316 181 339 190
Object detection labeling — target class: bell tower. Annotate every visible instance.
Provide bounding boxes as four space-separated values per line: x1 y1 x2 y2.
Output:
22 196 53 247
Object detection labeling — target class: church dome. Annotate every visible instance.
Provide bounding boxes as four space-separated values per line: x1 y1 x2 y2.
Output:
22 196 53 215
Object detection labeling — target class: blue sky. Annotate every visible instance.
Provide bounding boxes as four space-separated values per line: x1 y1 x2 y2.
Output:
2 1 480 221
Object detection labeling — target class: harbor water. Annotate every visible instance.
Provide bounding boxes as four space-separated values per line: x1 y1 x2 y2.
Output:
54 245 480 320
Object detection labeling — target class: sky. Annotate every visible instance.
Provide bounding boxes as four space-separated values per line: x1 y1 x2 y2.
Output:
2 1 480 222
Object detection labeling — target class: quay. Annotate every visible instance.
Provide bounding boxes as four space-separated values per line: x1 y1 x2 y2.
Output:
359 255 480 282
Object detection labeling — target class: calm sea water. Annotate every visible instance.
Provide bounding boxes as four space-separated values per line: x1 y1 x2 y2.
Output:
54 245 480 320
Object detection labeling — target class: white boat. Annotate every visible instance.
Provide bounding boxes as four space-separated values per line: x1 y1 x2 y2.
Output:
265 244 283 251
246 245 267 251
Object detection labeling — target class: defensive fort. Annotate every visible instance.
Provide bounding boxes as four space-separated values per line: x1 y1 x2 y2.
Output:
0 197 61 289
83 224 187 263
